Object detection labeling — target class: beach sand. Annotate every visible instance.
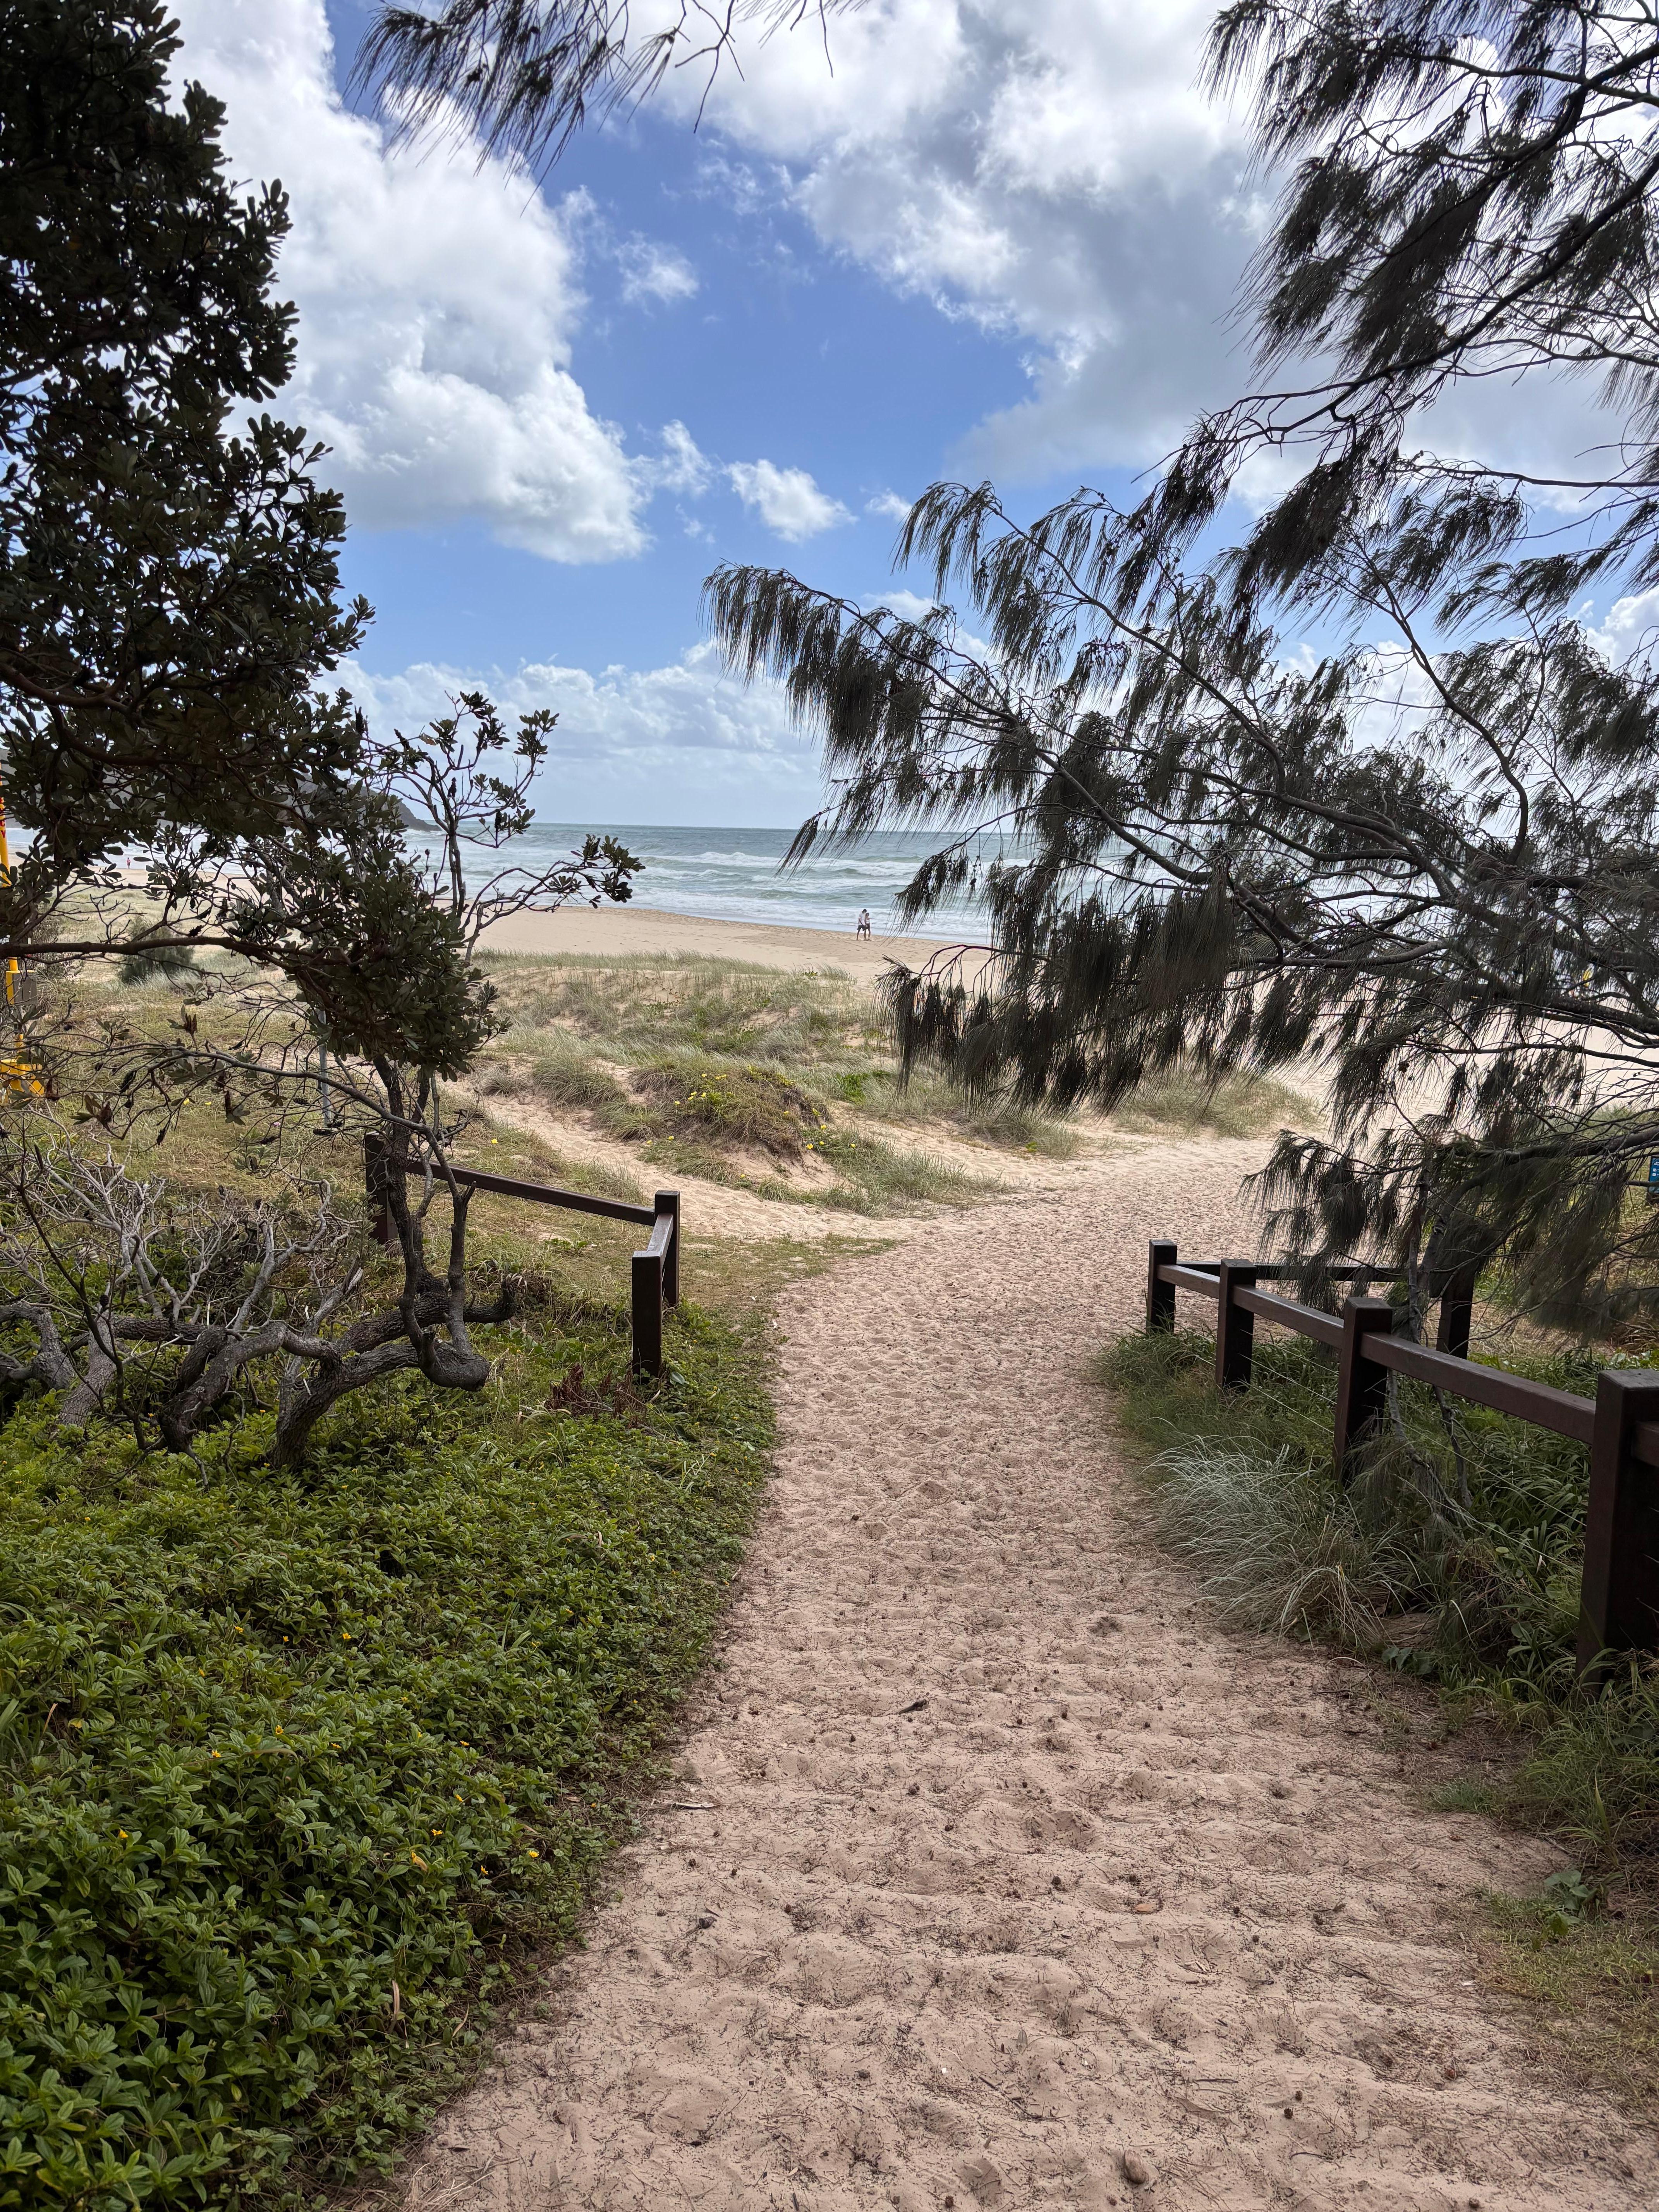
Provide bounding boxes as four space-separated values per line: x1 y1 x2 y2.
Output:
482 902 971 981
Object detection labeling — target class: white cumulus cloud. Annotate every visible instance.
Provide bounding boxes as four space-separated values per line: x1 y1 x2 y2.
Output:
651 421 714 495
615 235 700 304
727 459 853 539
866 489 915 522
1587 587 1659 665
169 0 646 560
678 0 1254 479
340 645 820 817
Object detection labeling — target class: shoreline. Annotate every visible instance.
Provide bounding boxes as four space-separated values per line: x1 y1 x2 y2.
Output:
480 902 985 980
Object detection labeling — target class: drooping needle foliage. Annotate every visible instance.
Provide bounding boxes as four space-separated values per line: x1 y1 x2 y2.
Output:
355 1 866 168
705 1 1659 1334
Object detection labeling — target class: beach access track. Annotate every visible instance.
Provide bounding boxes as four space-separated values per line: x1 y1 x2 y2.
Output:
396 1136 1654 2211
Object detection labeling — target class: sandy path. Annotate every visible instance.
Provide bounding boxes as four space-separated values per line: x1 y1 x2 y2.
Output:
405 1141 1654 2211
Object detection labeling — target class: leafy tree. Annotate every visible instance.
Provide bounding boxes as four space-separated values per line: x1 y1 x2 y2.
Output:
1 1 638 1067
1 5 641 1453
703 0 1659 1336
0 0 374 955
21 696 640 1467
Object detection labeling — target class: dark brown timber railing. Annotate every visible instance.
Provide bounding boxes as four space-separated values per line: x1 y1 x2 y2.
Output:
1146 1240 1659 1670
365 1135 680 1377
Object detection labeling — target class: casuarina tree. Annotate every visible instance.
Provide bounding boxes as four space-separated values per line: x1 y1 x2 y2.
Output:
701 1 1659 1338
355 1 863 167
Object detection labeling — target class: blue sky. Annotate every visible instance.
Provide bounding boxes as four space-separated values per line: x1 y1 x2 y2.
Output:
164 1 1269 823
167 3 1629 826
318 7 1030 672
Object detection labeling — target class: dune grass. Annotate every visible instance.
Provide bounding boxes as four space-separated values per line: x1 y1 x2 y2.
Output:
465 954 1046 1211
1104 1328 1605 1684
466 953 1317 1216
1103 1323 1659 2099
100 957 1313 1225
629 1055 828 1159
481 951 872 1071
1110 1066 1315 1137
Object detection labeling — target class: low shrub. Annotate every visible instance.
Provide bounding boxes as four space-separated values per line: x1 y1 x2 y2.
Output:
1111 1068 1314 1137
632 1056 827 1159
0 1292 769 2209
117 944 196 988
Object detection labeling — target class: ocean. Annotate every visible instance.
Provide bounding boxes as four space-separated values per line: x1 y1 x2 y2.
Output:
486 824 993 938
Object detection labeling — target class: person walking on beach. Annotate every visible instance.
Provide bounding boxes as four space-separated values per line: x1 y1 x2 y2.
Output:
855 908 872 939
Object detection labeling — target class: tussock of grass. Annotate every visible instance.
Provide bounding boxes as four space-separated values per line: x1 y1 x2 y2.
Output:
117 943 196 988
630 1055 827 1160
1506 1666 1659 1865
781 1130 989 1214
1104 1327 1596 1680
477 1030 629 1117
844 1068 1081 1156
1131 1433 1422 1646
1112 1067 1315 1137
0 1278 770 2208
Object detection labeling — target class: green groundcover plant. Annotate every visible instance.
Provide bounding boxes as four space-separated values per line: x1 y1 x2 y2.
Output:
0 1287 769 2209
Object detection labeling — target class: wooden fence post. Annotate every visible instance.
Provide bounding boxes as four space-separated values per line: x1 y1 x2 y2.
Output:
1214 1261 1260 1391
1147 1240 1176 1334
1435 1263 1477 1358
1333 1295 1393 1482
657 1190 681 1307
632 1250 663 1377
1577 1370 1659 1671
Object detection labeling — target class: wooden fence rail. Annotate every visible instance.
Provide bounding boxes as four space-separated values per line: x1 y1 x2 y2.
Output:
1146 1240 1659 1670
365 1135 680 1377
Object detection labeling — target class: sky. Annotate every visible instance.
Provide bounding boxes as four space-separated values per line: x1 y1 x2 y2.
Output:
164 1 1627 828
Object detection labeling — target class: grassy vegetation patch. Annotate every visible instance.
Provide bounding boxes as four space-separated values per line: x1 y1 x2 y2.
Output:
477 1031 630 1118
747 1128 991 1215
0 1280 770 2210
840 1067 1082 1157
1103 1328 1601 1680
1102 1322 1659 2095
631 1055 828 1159
474 953 1076 1170
1480 1893 1659 2106
482 951 869 1069
1111 1067 1315 1138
